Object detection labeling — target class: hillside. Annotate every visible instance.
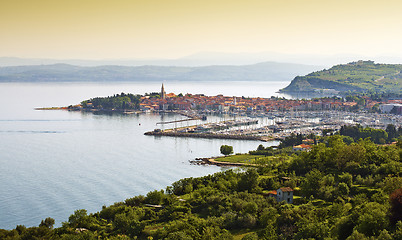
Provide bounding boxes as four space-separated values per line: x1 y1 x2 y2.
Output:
280 60 402 94
1 136 401 239
0 62 321 83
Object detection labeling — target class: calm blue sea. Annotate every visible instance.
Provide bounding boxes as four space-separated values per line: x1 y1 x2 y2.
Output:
0 81 286 229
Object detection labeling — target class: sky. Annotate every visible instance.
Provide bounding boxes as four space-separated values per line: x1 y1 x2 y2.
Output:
1 0 402 60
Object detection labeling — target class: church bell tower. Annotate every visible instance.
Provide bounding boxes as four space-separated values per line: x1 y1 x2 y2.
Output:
161 83 166 99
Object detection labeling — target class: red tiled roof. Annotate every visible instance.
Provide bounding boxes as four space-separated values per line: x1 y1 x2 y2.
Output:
280 187 293 192
294 144 311 149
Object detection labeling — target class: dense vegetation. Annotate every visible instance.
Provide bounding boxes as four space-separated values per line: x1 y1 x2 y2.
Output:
281 60 402 94
340 124 402 144
80 92 141 110
1 135 401 239
275 124 401 149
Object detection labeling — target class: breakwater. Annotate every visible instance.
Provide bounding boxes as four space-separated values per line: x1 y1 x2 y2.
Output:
190 158 257 167
144 130 272 141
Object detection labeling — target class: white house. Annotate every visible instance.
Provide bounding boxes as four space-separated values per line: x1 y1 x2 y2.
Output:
268 187 294 204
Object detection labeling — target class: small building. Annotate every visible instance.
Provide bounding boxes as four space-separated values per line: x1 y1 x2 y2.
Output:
380 104 402 114
268 187 293 204
293 144 312 151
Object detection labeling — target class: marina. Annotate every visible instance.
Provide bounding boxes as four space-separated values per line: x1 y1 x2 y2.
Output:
145 110 402 141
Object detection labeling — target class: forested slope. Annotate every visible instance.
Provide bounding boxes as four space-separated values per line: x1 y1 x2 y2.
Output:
1 136 401 239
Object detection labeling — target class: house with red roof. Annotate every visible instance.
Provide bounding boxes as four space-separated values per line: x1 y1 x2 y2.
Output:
293 144 312 151
268 187 294 204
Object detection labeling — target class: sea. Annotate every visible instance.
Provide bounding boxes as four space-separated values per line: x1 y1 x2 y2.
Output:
0 81 288 229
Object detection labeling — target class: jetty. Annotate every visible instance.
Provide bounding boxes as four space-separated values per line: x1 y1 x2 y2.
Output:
156 118 200 125
144 118 270 141
190 158 258 167
144 130 272 141
156 110 205 125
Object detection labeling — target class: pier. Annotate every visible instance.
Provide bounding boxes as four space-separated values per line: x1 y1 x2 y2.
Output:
156 110 205 125
144 130 273 141
156 118 200 125
145 118 273 141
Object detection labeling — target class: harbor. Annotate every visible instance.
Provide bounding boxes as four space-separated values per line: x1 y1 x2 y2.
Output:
145 110 402 141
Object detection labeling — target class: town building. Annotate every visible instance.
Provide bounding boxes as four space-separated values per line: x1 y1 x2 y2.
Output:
380 104 402 114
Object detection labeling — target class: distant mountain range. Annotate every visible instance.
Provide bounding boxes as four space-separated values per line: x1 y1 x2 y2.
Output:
2 52 402 67
0 62 323 83
280 60 402 94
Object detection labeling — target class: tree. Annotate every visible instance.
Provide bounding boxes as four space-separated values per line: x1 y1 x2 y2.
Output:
386 124 397 142
39 217 55 229
238 169 259 192
390 188 402 225
301 169 323 197
355 202 388 236
145 190 165 205
346 230 368 240
68 209 91 228
337 182 350 196
220 145 233 156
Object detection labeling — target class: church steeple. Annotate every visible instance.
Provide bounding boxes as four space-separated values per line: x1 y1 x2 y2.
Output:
161 83 166 99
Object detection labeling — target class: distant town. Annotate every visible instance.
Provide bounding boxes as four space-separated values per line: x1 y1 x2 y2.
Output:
134 84 402 114
58 84 402 143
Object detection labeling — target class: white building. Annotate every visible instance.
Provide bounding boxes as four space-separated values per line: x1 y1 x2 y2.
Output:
268 187 294 204
380 104 402 114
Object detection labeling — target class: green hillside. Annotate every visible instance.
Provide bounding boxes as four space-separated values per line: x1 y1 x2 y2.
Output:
281 60 402 94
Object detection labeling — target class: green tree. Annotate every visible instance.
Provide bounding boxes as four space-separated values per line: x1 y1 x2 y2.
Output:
242 232 259 240
39 217 55 229
377 229 393 240
257 144 265 151
145 190 165 205
238 169 259 192
386 124 397 141
390 188 402 225
166 231 193 240
301 169 323 197
355 202 389 236
68 209 91 228
346 230 368 240
220 145 233 156
338 182 350 196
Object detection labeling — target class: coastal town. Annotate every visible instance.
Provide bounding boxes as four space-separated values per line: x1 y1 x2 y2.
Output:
64 84 402 142
137 84 402 114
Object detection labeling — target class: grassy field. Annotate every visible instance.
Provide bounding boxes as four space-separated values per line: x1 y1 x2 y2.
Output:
215 154 265 163
216 154 293 165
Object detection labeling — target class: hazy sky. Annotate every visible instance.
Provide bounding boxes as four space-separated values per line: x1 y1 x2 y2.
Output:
1 0 402 60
